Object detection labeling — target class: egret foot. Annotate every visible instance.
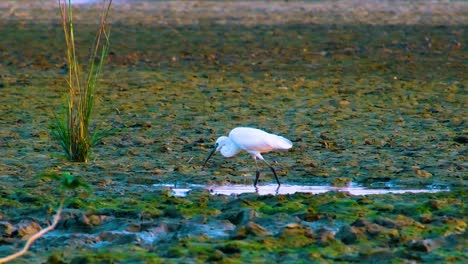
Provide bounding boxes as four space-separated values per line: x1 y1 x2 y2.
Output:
254 170 260 187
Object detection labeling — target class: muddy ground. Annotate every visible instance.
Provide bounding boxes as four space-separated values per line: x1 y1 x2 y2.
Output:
0 1 467 263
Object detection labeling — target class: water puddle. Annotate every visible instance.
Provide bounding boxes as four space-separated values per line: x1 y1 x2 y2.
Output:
39 183 449 250
70 0 101 4
44 218 235 248
153 183 449 197
70 0 135 5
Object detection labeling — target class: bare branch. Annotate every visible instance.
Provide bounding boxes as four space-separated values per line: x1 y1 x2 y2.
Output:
0 201 64 264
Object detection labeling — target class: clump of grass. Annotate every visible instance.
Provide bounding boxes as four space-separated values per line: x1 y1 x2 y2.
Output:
51 0 112 162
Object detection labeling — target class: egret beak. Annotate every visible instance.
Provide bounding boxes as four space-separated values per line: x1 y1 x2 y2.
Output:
202 143 218 169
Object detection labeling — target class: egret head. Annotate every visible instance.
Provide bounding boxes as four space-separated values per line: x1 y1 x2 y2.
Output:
202 136 229 168
215 136 230 149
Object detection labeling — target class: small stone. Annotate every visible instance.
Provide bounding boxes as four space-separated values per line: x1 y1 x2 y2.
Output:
277 223 315 247
223 208 258 226
453 135 467 144
351 218 371 227
246 221 271 237
300 207 321 222
207 249 224 261
216 244 241 255
280 223 314 238
126 223 142 232
395 215 424 229
419 214 432 224
17 219 41 239
148 223 170 237
316 228 335 246
374 217 397 228
366 223 383 236
428 199 443 210
143 121 152 128
336 225 360 244
46 252 66 264
339 99 350 106
360 248 394 261
382 228 400 241
357 197 374 205
416 169 432 178
234 226 248 239
408 239 442 252
87 215 106 226
441 217 467 232
159 145 173 152
0 221 16 237
99 231 139 245
374 203 394 211
331 177 351 187
236 221 271 238
79 214 110 227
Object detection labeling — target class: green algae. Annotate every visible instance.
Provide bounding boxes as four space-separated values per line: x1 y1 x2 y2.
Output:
0 1 467 263
2 190 460 263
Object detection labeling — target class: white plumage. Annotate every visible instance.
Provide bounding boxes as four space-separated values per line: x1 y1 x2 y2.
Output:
203 127 293 186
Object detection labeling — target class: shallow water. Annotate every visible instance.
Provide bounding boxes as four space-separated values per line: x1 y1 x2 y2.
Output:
71 0 100 4
153 183 449 197
71 0 132 5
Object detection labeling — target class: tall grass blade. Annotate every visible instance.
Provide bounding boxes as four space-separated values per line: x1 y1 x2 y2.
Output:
52 0 112 162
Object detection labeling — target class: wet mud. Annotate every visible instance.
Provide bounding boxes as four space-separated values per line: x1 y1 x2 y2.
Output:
0 1 466 263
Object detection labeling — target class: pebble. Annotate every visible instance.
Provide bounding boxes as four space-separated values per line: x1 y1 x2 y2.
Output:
17 219 41 239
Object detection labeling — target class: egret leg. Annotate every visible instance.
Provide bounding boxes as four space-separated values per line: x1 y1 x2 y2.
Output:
253 158 261 187
275 185 280 195
261 159 281 186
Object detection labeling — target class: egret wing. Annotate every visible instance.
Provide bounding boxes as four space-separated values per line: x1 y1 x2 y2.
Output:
229 127 292 154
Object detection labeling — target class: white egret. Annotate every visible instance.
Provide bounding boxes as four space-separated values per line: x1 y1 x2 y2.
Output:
203 127 293 187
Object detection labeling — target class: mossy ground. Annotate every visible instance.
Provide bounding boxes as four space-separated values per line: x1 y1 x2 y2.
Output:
0 1 466 263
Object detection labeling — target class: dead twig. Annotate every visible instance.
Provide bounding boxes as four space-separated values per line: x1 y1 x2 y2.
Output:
0 200 64 264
